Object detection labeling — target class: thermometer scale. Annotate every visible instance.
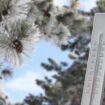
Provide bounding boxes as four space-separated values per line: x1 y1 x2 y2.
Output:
81 14 105 105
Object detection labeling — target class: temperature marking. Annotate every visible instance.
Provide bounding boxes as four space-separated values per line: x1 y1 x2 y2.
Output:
89 33 103 105
81 13 105 105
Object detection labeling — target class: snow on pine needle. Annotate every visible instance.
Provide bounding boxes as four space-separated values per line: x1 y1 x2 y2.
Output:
0 20 40 65
0 0 31 23
27 0 71 47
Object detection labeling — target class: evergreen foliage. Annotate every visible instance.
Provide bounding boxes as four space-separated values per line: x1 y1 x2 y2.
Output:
0 0 105 105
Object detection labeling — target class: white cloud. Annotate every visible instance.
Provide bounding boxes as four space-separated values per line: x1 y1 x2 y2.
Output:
5 71 43 92
54 0 97 11
53 0 70 7
80 0 97 11
4 70 56 103
5 70 56 93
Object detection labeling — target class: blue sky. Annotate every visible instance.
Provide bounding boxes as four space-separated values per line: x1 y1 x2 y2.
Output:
4 0 97 103
4 40 70 103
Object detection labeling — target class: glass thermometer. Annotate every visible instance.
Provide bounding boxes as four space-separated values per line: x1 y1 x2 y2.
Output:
81 13 105 105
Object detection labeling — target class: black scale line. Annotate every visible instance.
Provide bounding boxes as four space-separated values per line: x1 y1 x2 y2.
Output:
89 33 103 105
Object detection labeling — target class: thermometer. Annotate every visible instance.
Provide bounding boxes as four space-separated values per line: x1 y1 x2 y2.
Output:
81 13 105 105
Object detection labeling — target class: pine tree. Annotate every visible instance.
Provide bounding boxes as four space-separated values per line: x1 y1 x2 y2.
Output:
16 0 105 105
0 0 105 105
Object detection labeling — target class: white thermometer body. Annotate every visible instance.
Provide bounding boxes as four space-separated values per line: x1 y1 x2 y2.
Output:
81 13 105 105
